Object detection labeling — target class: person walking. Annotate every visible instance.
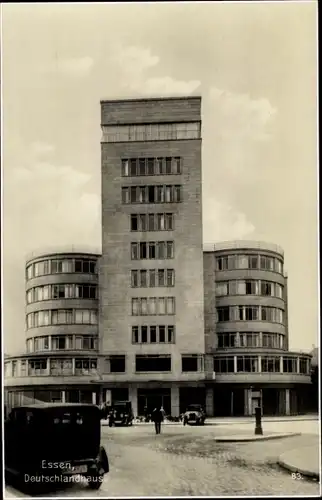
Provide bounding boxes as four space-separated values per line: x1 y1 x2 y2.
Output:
152 406 163 434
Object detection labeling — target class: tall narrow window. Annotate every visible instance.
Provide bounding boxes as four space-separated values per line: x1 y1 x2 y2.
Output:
122 159 129 176
139 158 146 176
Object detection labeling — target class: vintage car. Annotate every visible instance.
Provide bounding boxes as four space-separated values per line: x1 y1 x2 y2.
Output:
108 401 134 427
5 403 109 490
182 404 206 426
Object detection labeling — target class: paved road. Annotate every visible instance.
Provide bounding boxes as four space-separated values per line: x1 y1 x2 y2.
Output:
5 422 320 497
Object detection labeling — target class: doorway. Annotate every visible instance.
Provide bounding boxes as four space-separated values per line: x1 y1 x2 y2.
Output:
137 388 171 416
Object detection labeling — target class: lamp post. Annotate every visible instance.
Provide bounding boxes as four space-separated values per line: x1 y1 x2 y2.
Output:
254 406 263 435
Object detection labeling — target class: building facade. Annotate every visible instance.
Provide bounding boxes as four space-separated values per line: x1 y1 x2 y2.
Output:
4 250 101 409
204 241 311 416
4 97 313 417
99 97 205 416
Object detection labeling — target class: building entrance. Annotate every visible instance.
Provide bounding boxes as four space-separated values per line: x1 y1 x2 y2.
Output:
137 388 171 416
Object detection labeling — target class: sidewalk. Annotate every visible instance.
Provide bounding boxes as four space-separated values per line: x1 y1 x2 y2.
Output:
102 414 318 426
278 443 320 480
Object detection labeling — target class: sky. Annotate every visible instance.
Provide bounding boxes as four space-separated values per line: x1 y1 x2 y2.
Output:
2 2 318 354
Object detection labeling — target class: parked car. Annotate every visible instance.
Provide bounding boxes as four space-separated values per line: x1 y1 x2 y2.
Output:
108 401 134 427
4 403 109 490
183 404 206 426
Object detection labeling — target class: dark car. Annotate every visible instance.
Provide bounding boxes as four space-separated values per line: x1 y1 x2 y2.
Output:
108 401 134 427
183 404 206 426
5 403 109 490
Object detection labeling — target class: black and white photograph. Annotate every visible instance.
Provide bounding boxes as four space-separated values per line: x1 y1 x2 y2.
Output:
1 1 320 498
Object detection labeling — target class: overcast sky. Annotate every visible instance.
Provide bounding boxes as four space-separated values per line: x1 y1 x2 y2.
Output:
2 2 318 354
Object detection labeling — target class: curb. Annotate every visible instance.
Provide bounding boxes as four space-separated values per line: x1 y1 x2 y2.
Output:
278 457 320 480
215 432 301 443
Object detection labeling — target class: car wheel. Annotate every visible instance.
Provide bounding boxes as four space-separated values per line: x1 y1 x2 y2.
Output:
87 472 104 490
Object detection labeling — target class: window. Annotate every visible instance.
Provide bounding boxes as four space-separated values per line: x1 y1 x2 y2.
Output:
216 282 228 296
26 264 33 280
217 307 230 322
245 280 258 295
26 339 33 352
131 214 174 232
283 356 297 373
75 358 97 375
20 360 27 377
52 336 66 350
182 355 202 372
135 355 171 372
213 357 234 373
50 359 73 376
275 308 284 323
299 357 308 374
261 281 274 296
102 123 200 143
242 333 259 348
159 325 165 342
12 361 17 377
275 283 283 298
121 159 129 176
74 309 97 325
83 335 97 351
262 333 279 349
150 326 157 343
167 325 174 343
34 336 49 351
216 256 228 271
34 260 50 277
244 306 259 321
248 255 258 269
166 241 174 258
261 356 280 373
131 243 139 260
28 359 47 376
234 255 246 269
121 156 182 176
173 157 181 174
236 356 258 372
141 326 148 343
52 309 73 325
132 297 175 316
260 256 274 271
261 307 275 322
217 333 237 348
275 258 283 274
132 326 139 343
108 355 126 373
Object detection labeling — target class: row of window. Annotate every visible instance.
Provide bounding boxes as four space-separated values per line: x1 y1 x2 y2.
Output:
132 297 175 316
26 284 98 304
132 325 175 344
101 122 201 143
26 258 97 280
131 241 174 260
217 332 286 350
26 335 98 353
122 185 182 204
130 213 174 232
26 309 98 329
214 356 309 374
131 269 175 288
216 254 283 273
122 157 182 177
5 353 310 377
216 280 283 298
8 358 98 377
217 306 284 323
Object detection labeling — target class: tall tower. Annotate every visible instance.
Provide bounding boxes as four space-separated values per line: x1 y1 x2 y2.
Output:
100 97 205 415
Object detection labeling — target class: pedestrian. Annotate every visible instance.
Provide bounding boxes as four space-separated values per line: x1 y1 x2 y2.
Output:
151 406 163 434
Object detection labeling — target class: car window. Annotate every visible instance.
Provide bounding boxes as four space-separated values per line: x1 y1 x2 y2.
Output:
52 411 85 425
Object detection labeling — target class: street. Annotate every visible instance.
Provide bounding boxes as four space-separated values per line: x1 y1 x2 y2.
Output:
5 419 320 497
